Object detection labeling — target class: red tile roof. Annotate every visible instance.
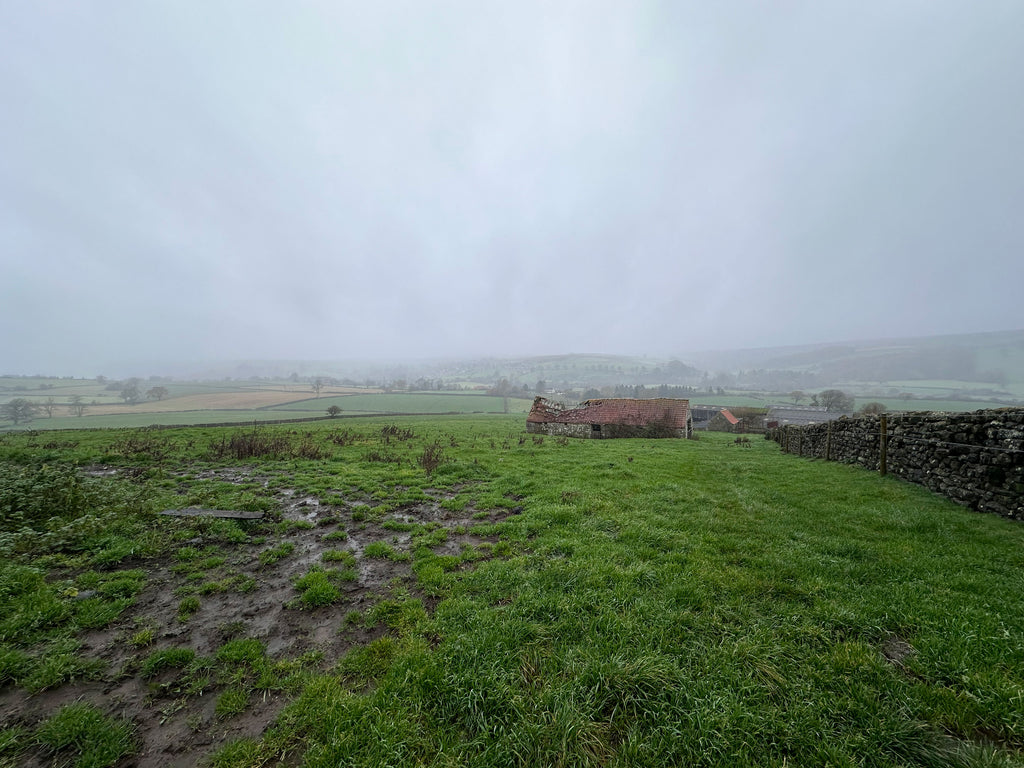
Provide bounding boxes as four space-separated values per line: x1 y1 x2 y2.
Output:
527 397 689 428
720 408 739 425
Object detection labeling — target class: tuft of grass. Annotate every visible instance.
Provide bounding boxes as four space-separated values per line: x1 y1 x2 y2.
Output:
0 645 31 686
215 688 249 719
321 549 356 566
177 596 200 622
74 597 132 630
21 638 104 693
129 627 155 648
140 647 195 677
258 541 295 567
34 702 134 768
293 567 343 608
216 638 266 666
0 725 30 762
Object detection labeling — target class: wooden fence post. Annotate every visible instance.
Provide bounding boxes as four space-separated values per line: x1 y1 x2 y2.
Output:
879 414 887 476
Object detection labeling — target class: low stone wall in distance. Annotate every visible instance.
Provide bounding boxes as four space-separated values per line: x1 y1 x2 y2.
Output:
766 408 1024 520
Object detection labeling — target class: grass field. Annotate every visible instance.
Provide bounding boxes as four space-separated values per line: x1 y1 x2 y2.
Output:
5 373 1016 434
278 393 533 414
1 417 1022 766
0 383 529 431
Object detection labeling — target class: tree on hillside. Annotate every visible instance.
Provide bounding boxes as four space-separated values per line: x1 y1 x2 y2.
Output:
120 380 141 404
326 405 341 417
790 390 805 404
818 389 855 412
859 402 887 415
311 379 324 397
68 395 87 417
41 397 58 418
2 398 38 425
146 386 169 401
488 379 513 397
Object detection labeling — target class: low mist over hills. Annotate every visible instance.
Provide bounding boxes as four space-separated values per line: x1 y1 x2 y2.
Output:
88 329 1024 399
684 330 1024 392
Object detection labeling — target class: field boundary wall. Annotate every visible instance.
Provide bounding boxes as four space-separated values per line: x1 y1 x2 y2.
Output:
766 408 1024 520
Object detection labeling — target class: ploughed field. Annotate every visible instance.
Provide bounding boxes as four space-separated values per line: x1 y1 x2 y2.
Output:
1 417 1022 767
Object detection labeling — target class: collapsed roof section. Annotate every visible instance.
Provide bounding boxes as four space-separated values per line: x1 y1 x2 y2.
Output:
527 397 691 431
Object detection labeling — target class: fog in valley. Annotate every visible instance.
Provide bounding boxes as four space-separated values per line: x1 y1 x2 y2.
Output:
2 2 1023 377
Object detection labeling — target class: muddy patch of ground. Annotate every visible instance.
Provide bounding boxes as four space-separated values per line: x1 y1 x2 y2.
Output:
880 635 917 670
1 479 517 768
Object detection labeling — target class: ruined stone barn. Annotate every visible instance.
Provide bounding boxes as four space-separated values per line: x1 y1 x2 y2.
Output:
526 397 693 439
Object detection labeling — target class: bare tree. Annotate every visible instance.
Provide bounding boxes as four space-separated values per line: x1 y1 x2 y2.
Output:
311 378 324 397
42 396 58 418
859 402 887 415
790 390 805 404
68 395 87 417
818 389 855 412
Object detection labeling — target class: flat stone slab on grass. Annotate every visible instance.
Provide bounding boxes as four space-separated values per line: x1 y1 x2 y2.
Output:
160 508 265 519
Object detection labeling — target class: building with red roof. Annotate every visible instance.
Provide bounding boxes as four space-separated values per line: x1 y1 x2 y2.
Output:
527 397 693 439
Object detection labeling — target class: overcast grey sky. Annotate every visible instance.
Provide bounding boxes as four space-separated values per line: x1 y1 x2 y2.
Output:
2 1 1022 375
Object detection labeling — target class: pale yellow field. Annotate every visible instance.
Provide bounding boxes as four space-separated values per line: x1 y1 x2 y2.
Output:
83 387 375 416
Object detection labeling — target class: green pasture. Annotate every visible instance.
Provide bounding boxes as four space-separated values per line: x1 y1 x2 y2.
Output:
0 388 533 431
1 416 1023 766
277 393 533 415
882 379 1009 391
0 380 314 407
0 410 378 432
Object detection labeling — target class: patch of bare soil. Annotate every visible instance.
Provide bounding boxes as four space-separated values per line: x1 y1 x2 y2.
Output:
1 482 517 768
880 635 917 670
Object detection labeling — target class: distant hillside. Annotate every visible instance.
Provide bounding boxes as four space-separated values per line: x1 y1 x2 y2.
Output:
432 354 704 389
686 330 1024 393
108 330 1024 403
150 354 706 391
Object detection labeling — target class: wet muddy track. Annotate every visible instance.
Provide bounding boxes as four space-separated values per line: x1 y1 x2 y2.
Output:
1 468 519 768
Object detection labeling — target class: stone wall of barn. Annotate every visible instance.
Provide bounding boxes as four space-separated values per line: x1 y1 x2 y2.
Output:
766 408 1024 520
526 422 593 439
527 422 689 439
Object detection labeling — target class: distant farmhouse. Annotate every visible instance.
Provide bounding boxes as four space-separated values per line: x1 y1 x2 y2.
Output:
691 405 740 431
527 397 693 439
766 405 846 428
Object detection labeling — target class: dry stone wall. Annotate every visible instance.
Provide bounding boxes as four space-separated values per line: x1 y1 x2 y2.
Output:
766 408 1024 520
